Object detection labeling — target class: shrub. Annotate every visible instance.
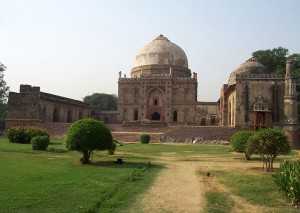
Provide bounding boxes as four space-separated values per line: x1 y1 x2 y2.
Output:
230 131 255 160
31 136 50 150
65 118 113 164
247 128 291 171
7 126 49 144
273 155 300 207
140 134 150 144
108 140 117 155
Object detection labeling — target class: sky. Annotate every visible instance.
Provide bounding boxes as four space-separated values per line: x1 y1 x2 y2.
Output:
1 0 300 102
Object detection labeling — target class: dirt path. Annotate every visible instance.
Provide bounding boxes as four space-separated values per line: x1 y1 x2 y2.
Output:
140 158 205 213
137 155 276 213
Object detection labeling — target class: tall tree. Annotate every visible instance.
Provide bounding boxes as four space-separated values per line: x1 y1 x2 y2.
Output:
0 62 9 104
83 93 117 112
252 47 289 74
0 62 9 131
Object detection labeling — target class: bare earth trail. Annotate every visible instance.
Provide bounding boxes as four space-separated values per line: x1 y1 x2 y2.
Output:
140 157 205 213
134 154 275 213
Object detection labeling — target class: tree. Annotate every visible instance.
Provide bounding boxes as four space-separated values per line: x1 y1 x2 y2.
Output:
247 128 291 172
0 62 9 104
252 47 289 74
0 62 9 131
230 131 255 160
65 118 113 164
83 93 117 112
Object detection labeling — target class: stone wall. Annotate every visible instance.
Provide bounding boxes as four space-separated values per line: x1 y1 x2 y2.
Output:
5 120 71 138
108 124 245 143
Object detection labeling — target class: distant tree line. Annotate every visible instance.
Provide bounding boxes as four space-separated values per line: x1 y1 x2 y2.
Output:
0 62 9 130
83 93 118 112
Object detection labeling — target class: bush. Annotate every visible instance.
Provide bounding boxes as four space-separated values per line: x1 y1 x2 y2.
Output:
7 126 49 144
230 131 255 160
247 128 291 171
65 118 113 164
108 140 117 155
140 134 150 144
273 155 300 207
31 136 50 150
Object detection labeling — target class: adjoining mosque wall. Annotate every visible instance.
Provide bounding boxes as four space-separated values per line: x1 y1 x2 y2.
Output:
234 75 285 127
5 84 91 137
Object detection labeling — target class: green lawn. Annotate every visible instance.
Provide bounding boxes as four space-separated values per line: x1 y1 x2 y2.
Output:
1 138 299 213
0 138 161 213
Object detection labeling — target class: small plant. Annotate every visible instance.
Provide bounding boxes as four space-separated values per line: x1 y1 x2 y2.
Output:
65 119 113 164
247 128 291 171
230 131 254 160
273 154 300 207
108 140 117 155
140 134 150 144
7 126 49 144
31 136 50 150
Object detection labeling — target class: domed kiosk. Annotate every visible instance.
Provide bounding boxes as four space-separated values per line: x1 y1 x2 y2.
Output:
219 57 286 129
118 35 198 124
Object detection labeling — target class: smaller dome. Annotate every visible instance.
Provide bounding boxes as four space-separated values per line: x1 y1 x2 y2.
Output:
228 58 267 85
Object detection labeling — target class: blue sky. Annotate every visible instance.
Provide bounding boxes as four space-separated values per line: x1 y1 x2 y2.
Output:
1 0 299 101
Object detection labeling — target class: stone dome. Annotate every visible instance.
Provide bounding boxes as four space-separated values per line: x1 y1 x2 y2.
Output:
228 58 267 85
133 35 188 69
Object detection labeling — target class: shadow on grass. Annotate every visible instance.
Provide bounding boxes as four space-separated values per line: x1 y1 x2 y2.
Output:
90 159 165 170
47 147 68 153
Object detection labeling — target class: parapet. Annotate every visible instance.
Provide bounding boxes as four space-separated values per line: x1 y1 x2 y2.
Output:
20 84 40 93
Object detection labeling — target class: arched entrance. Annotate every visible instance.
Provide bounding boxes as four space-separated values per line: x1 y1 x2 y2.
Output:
173 110 177 122
200 117 206 126
147 87 164 121
67 110 72 123
152 111 160 121
53 108 60 122
134 110 138 120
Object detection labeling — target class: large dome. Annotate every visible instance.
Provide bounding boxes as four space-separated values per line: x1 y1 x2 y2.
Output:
228 58 267 85
133 35 188 69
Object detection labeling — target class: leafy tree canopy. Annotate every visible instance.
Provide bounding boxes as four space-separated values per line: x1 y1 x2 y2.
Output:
83 93 117 112
252 47 300 75
0 62 9 104
65 118 113 164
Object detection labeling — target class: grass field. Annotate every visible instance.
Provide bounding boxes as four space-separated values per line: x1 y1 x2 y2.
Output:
0 138 161 213
0 138 299 212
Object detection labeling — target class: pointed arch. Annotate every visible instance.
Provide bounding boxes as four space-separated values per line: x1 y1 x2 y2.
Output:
173 110 177 122
53 108 60 122
151 111 160 121
67 110 72 123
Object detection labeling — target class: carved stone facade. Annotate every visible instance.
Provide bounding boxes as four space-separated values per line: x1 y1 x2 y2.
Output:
6 85 91 136
219 58 299 148
220 58 286 128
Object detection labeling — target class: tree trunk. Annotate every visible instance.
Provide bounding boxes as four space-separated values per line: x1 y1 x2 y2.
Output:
81 151 91 164
245 152 251 160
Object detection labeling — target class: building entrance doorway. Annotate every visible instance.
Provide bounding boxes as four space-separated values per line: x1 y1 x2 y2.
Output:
151 111 160 120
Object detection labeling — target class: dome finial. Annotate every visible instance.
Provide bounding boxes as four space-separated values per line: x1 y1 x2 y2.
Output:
154 34 170 41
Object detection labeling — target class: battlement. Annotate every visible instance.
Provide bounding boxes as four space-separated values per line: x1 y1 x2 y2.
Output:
20 84 40 93
236 73 284 79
